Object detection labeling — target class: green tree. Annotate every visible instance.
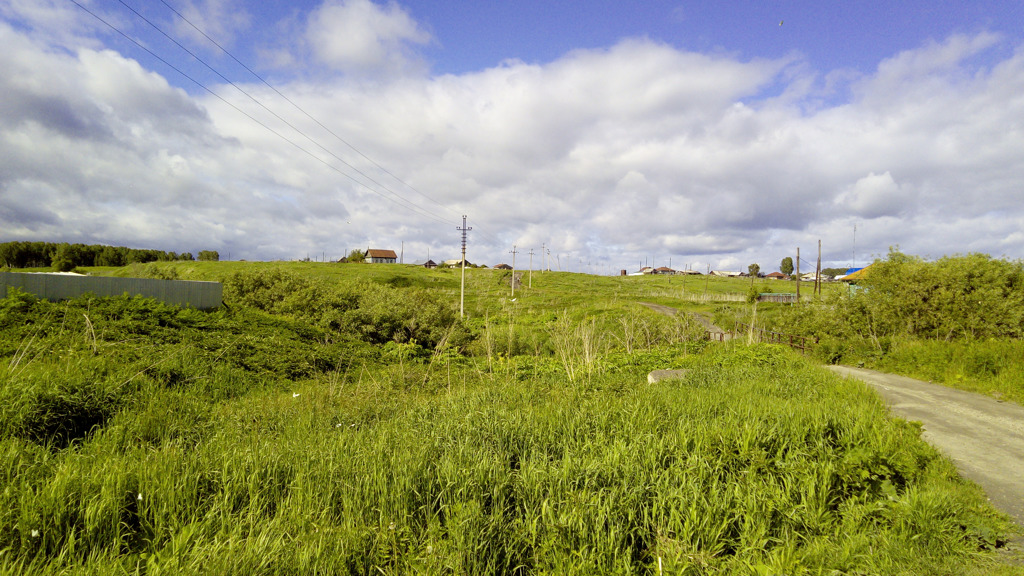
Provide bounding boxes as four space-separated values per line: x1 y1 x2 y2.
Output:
780 257 794 276
198 250 220 262
51 243 77 272
346 249 366 263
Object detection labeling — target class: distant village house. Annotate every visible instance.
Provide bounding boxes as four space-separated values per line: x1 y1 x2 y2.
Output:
366 248 398 264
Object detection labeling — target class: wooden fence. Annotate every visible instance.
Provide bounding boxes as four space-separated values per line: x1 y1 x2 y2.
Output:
732 322 817 353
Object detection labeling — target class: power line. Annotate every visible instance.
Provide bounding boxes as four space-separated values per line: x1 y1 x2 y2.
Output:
155 0 457 219
68 0 451 227
70 0 522 253
109 0 454 227
146 1 523 251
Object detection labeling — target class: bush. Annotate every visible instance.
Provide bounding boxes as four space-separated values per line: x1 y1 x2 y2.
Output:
223 269 466 350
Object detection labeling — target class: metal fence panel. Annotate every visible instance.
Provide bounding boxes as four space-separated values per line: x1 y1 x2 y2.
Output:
0 272 222 310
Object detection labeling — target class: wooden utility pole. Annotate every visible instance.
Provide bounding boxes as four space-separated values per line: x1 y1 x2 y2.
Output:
815 240 822 296
796 247 801 303
528 249 534 288
457 216 471 318
509 245 519 297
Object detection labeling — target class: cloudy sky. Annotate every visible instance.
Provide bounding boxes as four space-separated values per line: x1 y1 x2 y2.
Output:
2 0 1023 272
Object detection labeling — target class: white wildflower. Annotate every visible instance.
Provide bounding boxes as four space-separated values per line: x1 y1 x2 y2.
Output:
31 529 39 538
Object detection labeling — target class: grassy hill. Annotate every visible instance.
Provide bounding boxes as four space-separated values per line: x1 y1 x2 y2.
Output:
0 261 1019 574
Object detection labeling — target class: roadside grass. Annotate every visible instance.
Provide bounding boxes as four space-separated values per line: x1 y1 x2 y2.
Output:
2 264 1021 573
713 288 1024 407
1 333 1016 574
852 338 1024 406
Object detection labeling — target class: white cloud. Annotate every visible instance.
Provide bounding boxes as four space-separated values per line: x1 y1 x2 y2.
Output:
835 172 912 219
305 0 431 75
1 6 1023 269
170 0 251 50
0 0 110 50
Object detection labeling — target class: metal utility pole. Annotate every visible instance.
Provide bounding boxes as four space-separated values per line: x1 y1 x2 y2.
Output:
528 249 534 288
509 245 519 297
457 215 471 318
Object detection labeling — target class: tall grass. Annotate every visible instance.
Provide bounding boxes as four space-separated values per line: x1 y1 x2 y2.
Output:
1 271 1019 574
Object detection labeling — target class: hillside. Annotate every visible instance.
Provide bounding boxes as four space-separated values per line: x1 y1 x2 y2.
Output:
0 261 1019 574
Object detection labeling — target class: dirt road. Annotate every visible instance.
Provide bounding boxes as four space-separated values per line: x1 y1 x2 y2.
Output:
828 366 1024 528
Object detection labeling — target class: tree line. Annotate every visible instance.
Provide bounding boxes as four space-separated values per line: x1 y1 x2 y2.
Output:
0 241 219 271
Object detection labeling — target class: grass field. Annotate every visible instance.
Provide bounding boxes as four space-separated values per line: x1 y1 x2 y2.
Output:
1 262 1020 574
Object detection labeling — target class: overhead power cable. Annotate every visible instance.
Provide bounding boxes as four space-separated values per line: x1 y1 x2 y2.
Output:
68 0 450 227
155 0 458 219
109 0 453 226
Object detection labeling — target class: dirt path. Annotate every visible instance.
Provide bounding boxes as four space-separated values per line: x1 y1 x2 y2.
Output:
828 366 1024 529
638 302 733 340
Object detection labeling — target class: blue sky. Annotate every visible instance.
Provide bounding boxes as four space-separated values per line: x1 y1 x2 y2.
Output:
2 0 1024 271
410 0 1017 75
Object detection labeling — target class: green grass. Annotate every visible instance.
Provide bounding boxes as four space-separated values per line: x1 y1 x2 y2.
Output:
1 264 1021 574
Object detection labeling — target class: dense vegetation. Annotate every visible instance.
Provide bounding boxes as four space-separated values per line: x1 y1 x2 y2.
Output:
0 241 217 271
1 261 1021 574
745 251 1024 404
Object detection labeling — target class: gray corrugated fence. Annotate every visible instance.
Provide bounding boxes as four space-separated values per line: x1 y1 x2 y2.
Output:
0 272 222 310
757 293 798 303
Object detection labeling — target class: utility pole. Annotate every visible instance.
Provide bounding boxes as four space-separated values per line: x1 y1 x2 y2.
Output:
509 245 519 297
528 249 534 288
400 241 404 264
852 224 857 269
457 215 471 318
815 239 822 296
541 243 546 272
796 247 801 303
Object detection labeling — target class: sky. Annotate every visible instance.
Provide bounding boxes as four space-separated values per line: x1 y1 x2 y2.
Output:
2 0 1023 273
